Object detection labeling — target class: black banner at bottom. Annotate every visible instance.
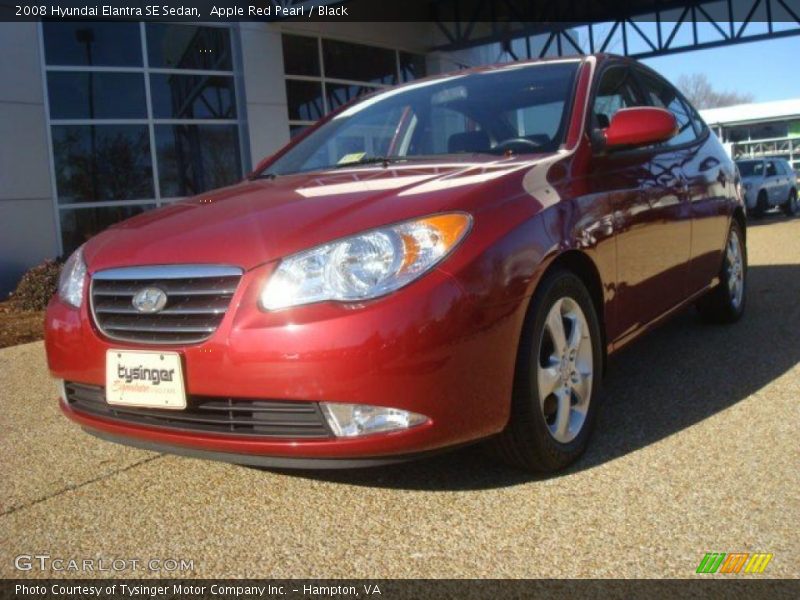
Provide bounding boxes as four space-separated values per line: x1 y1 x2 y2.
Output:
2 579 799 600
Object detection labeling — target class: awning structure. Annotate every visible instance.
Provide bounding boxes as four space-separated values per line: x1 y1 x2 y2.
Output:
274 0 800 59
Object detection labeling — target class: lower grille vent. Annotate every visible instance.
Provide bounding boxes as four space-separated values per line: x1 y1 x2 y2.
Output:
65 382 333 439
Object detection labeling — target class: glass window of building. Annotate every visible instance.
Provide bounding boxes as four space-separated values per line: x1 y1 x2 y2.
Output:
146 24 233 71
285 80 326 121
399 52 427 83
42 22 244 255
51 125 154 203
282 34 428 138
155 124 242 197
43 22 143 67
47 72 147 119
282 34 320 76
322 39 397 85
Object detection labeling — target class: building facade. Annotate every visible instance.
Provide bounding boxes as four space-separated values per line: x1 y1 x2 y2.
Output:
0 20 447 295
2 19 798 296
699 99 800 172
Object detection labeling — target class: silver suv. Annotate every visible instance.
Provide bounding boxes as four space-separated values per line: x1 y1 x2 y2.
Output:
737 158 798 217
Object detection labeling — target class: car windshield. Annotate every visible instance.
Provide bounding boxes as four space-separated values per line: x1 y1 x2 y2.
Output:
263 61 581 176
737 160 764 177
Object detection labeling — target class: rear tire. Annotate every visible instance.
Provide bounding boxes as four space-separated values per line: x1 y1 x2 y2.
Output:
751 191 768 219
782 189 798 216
488 269 603 473
696 221 746 324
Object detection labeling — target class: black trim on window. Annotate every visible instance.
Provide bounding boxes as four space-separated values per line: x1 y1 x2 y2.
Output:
630 64 710 150
586 58 710 157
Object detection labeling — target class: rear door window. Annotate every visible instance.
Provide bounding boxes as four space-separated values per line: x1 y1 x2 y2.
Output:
766 162 778 177
738 161 764 177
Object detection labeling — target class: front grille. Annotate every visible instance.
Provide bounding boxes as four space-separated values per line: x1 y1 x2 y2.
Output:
90 265 242 345
65 382 333 439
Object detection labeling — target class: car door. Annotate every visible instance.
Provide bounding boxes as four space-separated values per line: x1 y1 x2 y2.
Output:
765 161 781 205
635 69 733 296
587 64 692 343
774 161 792 203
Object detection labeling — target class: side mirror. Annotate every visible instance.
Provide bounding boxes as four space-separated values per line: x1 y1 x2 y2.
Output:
600 107 678 151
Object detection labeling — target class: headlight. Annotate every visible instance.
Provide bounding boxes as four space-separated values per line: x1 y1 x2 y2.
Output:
744 182 752 190
261 213 472 310
320 403 428 437
57 246 87 308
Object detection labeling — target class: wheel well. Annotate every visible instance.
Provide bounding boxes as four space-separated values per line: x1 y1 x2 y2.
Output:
542 250 607 368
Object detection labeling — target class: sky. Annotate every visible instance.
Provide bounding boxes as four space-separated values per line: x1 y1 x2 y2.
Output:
642 36 800 103
458 22 800 105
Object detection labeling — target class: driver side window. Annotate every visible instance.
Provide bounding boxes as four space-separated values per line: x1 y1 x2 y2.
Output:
592 67 643 129
766 162 778 177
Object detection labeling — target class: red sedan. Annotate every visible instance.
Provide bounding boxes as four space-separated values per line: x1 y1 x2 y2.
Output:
46 54 746 472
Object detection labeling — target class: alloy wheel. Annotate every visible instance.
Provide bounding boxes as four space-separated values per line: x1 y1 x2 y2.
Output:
537 297 593 443
727 229 744 310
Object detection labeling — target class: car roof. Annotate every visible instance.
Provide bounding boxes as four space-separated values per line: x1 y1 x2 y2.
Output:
401 52 631 85
737 158 791 166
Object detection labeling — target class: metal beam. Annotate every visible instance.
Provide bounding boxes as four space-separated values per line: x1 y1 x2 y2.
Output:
430 0 800 58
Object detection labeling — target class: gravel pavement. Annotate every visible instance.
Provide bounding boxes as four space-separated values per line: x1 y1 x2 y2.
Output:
1 214 798 579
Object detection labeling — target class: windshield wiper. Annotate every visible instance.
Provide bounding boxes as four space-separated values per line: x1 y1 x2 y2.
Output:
332 156 396 168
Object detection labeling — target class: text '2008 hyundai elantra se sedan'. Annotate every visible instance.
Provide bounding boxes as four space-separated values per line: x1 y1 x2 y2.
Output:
46 54 746 472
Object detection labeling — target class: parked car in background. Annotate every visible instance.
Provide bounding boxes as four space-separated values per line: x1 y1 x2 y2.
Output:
46 54 747 473
737 157 798 217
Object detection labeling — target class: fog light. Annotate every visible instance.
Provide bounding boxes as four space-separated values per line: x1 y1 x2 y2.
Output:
320 403 428 437
55 378 67 402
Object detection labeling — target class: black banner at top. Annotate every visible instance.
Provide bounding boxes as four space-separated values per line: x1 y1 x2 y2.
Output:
2 0 797 23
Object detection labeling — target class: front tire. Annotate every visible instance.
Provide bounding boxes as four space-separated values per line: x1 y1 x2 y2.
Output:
782 189 798 216
489 270 603 473
696 221 746 324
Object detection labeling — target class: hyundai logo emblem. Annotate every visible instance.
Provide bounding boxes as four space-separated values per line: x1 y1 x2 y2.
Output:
132 287 168 314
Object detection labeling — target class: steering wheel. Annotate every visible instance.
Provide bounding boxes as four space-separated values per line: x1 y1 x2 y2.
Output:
493 137 543 154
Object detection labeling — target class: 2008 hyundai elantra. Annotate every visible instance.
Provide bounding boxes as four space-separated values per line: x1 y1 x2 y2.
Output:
46 54 746 472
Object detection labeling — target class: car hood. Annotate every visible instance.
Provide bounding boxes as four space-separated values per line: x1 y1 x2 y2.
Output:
83 156 556 272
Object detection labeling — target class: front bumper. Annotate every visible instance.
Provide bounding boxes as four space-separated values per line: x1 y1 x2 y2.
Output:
47 262 526 463
82 427 452 469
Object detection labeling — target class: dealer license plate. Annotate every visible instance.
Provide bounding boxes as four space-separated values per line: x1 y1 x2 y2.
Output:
106 349 186 410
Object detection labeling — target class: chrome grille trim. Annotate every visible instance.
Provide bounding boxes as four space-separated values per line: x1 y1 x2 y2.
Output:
92 265 243 280
90 264 243 345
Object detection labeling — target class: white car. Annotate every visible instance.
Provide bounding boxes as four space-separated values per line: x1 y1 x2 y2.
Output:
737 158 798 217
